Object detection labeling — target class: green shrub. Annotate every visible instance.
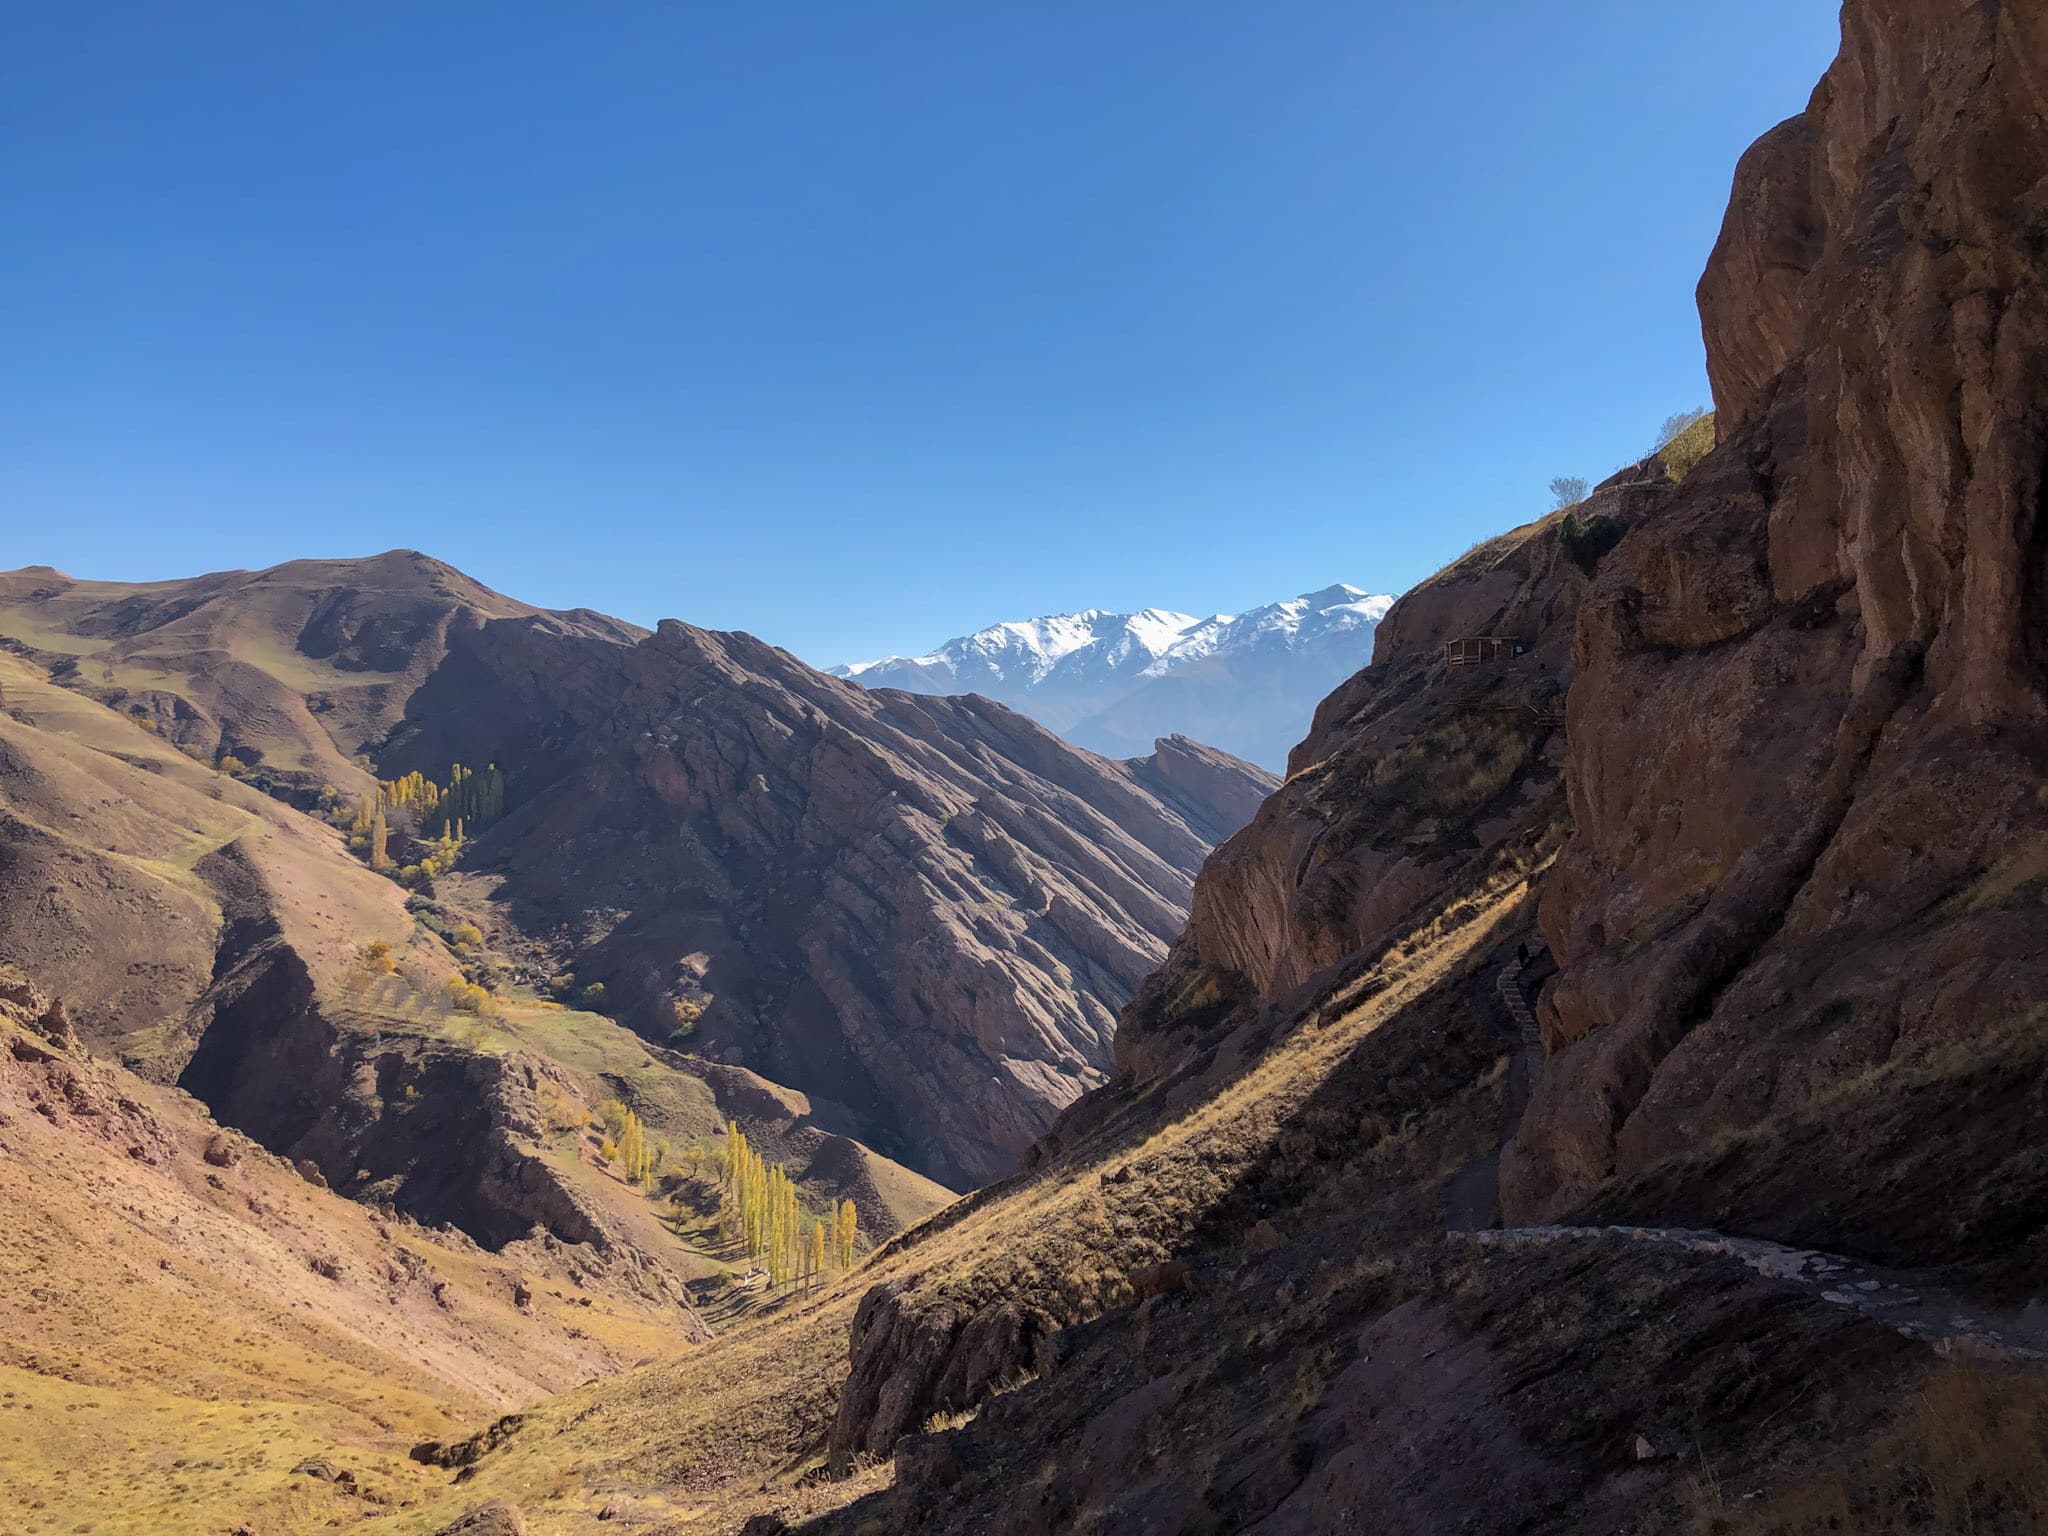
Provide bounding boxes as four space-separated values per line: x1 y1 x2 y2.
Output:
1560 509 1626 574
1656 408 1715 481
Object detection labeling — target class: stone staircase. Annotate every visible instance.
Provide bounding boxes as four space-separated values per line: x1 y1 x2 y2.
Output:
1496 946 1545 1092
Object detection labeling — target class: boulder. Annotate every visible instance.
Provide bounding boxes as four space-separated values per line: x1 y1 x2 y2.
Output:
432 1502 526 1536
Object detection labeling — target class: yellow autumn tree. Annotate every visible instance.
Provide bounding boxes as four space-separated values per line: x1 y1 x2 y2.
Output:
837 1199 858 1268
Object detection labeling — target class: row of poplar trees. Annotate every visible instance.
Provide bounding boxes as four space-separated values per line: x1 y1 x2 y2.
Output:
347 763 508 871
719 1122 858 1290
606 1101 660 1186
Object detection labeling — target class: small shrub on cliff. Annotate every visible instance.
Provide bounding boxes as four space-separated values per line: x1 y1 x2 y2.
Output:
1549 474 1589 509
1560 509 1627 575
669 996 704 1039
1656 407 1715 481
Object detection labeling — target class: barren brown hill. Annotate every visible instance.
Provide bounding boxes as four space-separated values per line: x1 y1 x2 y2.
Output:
382 615 1275 1187
0 555 1275 1189
0 550 642 804
0 641 943 1327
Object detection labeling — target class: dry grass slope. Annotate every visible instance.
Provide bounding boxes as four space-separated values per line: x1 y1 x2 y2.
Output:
364 864 1539 1534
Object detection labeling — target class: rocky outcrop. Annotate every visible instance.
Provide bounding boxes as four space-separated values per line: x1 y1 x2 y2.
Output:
0 962 173 1163
390 617 1272 1188
431 1501 527 1536
828 1274 1058 1471
1502 0 2048 1263
176 927 698 1303
1126 733 1278 845
1105 485 1651 1092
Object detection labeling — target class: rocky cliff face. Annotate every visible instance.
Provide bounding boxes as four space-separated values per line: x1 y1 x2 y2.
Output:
1096 0 2048 1285
392 617 1276 1188
1106 479 1664 1094
1501 0 2048 1273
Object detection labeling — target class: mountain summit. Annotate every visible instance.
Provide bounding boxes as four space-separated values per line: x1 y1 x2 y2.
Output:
832 583 1394 771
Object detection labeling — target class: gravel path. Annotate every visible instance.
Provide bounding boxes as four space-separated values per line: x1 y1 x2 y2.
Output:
1456 1223 2048 1365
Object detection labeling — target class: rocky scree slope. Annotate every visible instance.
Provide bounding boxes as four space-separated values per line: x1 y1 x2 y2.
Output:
384 614 1276 1188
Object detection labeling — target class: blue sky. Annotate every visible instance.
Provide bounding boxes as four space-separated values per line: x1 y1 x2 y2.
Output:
1 3 1842 667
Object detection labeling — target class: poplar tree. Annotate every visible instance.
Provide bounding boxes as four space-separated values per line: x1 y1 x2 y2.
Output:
620 1110 644 1185
837 1200 858 1268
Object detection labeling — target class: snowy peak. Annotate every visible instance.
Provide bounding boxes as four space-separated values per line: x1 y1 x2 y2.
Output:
830 582 1396 771
837 606 1204 690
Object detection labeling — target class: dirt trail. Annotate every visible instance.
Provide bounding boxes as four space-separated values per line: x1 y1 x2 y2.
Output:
1457 1224 2048 1366
1452 950 2048 1368
1446 940 1547 1233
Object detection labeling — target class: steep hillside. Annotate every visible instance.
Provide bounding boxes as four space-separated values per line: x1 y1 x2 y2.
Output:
833 584 1394 771
361 7 2048 1535
0 556 1275 1189
0 962 695 1536
384 616 1276 1188
0 551 641 804
0 644 943 1326
1500 0 2048 1284
1103 464 1675 1108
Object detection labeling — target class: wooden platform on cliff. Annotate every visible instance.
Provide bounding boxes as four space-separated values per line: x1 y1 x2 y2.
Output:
1445 635 1524 667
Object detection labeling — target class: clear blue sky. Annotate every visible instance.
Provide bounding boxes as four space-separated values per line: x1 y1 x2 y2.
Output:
2 3 1841 668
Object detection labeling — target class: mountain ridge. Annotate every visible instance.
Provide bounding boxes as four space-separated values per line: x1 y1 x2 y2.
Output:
0 552 1277 1188
831 582 1394 771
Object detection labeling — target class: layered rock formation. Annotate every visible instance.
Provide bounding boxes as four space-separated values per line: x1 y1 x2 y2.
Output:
1501 0 2048 1276
0 553 1274 1192
390 617 1276 1188
0 636 940 1307
1107 472 1674 1094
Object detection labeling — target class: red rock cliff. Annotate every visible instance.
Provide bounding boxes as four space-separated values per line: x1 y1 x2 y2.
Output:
1502 0 2048 1258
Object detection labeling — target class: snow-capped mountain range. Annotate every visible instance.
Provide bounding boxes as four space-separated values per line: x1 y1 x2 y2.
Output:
831 583 1395 772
